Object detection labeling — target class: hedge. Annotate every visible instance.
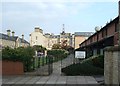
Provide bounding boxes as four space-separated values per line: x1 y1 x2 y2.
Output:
47 49 68 62
62 55 104 75
81 55 104 68
62 63 104 76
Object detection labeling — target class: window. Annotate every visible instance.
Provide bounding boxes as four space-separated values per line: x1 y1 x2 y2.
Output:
90 38 92 43
115 22 119 32
105 28 107 36
102 31 104 38
36 36 38 40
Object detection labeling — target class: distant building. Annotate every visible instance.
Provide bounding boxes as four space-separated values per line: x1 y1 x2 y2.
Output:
30 25 73 50
30 27 48 48
0 30 30 49
45 34 60 49
74 32 93 49
30 26 93 50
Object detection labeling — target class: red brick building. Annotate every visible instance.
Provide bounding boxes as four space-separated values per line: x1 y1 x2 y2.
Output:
77 16 119 58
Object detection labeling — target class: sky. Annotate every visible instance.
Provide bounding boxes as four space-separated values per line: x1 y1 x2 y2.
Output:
1 0 119 41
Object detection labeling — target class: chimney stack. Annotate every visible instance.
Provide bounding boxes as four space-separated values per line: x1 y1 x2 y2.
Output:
12 31 15 36
35 27 43 33
7 30 11 36
22 34 24 40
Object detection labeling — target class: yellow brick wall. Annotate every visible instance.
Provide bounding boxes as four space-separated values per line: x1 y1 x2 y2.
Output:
74 36 86 49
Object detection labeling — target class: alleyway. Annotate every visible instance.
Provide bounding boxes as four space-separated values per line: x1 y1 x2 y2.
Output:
2 54 99 85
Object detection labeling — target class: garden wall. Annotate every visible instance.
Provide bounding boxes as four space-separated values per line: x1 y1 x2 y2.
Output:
1 60 24 75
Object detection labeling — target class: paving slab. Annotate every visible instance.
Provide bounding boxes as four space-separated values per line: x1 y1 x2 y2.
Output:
76 76 86 84
66 76 77 84
3 76 21 84
85 76 98 84
2 76 17 84
15 76 32 84
35 76 49 84
46 76 58 84
25 76 41 84
56 76 67 84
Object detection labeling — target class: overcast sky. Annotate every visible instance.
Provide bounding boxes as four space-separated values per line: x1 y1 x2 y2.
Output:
1 0 119 41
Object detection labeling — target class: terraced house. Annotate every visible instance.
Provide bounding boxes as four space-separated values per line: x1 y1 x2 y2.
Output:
0 30 30 49
77 16 119 58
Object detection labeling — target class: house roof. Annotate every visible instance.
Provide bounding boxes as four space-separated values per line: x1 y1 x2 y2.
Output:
19 38 29 44
87 16 119 41
0 33 29 44
0 33 18 41
74 32 94 37
50 35 60 38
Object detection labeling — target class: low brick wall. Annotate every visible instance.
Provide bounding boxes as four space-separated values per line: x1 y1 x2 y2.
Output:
104 46 120 85
1 60 24 75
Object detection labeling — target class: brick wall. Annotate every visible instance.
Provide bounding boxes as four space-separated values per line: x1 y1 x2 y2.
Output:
107 24 115 37
1 60 24 75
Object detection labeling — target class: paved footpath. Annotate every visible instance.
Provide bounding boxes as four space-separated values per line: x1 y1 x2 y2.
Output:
2 54 100 85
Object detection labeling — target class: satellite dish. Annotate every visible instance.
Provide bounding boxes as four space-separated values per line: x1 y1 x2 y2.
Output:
95 26 100 32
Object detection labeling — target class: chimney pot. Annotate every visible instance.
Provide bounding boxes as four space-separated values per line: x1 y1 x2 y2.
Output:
22 34 24 39
7 29 11 36
12 31 15 36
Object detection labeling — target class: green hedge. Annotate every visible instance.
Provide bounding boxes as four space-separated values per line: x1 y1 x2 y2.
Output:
47 49 68 62
62 63 104 76
81 55 104 68
62 55 104 75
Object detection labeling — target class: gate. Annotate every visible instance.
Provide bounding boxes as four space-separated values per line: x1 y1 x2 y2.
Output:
26 55 53 76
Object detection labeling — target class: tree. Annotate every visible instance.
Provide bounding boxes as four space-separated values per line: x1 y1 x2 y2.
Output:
47 49 68 62
61 40 68 50
33 45 46 52
52 43 61 49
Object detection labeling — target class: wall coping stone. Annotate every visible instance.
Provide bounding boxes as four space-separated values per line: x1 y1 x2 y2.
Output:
104 46 120 51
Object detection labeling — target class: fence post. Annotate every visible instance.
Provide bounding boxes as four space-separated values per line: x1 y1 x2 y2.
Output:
38 57 40 68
